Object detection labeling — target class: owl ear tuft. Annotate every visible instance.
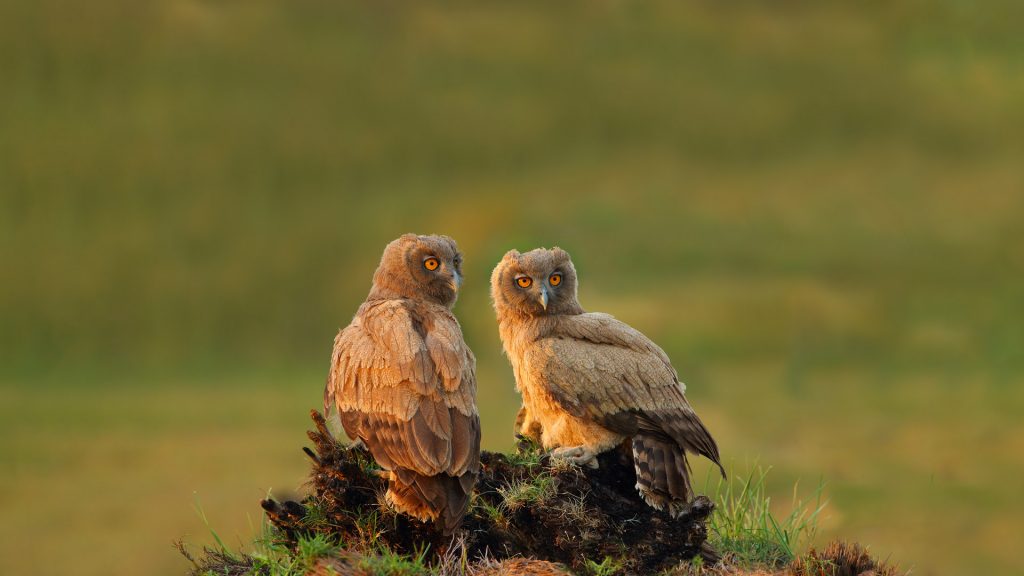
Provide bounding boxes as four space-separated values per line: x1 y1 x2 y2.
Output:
503 249 521 261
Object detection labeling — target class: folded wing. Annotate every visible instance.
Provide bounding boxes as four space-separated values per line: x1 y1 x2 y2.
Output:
529 313 723 474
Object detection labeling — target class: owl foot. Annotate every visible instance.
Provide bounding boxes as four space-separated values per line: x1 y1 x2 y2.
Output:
550 445 599 469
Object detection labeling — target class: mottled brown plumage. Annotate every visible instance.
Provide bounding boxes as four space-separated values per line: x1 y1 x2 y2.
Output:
325 234 480 534
491 247 724 516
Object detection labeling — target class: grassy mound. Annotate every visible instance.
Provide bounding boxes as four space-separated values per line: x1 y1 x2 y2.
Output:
180 411 900 576
259 410 714 574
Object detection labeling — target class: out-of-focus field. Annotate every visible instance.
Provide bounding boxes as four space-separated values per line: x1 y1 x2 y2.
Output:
2 2 1023 575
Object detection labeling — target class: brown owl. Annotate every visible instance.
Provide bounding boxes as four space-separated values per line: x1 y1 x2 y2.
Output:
325 234 480 534
491 247 724 516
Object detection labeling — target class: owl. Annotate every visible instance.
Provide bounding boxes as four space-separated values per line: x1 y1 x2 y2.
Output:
491 247 724 516
325 234 480 534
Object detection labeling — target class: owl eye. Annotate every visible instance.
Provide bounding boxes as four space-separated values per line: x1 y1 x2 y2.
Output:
424 257 440 271
516 276 533 288
549 273 562 286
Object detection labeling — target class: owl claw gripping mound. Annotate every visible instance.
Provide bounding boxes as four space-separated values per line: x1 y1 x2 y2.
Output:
491 248 725 518
324 234 481 535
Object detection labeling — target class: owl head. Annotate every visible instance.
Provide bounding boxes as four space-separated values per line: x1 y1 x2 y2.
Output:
491 247 583 318
370 233 464 307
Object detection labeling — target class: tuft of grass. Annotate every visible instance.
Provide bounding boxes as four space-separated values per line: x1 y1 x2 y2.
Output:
472 495 508 528
497 472 557 511
297 532 340 566
546 454 583 476
554 492 591 526
705 465 827 568
354 509 386 549
302 496 332 530
433 533 473 576
357 544 431 576
505 440 545 469
248 526 340 576
247 536 301 576
796 554 838 576
582 556 624 576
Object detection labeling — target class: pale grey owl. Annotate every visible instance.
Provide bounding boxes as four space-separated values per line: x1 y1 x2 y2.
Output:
491 247 724 515
325 234 480 534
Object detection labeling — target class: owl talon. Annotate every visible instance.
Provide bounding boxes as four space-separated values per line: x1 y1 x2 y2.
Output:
551 446 599 469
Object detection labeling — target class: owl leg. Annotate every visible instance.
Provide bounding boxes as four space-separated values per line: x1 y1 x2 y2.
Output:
514 405 543 443
550 445 599 469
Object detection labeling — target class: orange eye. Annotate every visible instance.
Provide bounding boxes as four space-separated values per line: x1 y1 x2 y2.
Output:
549 273 562 286
424 257 439 271
516 276 533 288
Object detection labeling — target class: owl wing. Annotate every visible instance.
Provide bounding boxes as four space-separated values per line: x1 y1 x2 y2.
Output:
528 313 722 471
325 300 480 479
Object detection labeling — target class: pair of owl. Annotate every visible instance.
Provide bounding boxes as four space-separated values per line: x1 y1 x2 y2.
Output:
325 234 724 534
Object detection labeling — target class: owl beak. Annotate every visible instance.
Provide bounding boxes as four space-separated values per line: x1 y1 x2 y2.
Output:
539 287 549 310
448 271 462 293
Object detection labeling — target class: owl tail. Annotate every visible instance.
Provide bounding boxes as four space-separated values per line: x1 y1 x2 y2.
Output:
387 469 475 535
632 434 695 518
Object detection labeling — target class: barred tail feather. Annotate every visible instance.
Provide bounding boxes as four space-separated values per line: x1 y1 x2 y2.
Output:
387 469 474 535
632 434 693 517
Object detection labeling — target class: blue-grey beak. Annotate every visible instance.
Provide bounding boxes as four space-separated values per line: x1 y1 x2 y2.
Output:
539 286 548 310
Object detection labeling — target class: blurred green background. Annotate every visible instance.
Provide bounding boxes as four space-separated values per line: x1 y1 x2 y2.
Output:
2 1 1023 575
